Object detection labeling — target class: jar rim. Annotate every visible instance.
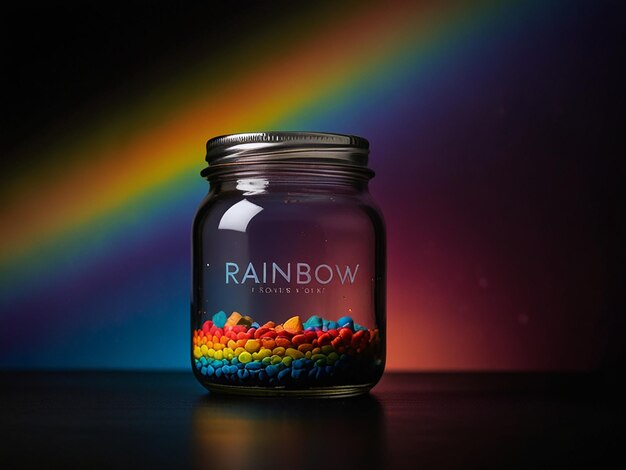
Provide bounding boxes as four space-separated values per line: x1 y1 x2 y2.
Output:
203 131 370 170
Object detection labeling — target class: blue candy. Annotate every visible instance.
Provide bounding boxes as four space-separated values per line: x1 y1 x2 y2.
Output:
201 366 208 376
258 370 268 382
354 324 367 331
212 310 227 328
292 368 305 379
327 321 338 330
303 315 323 330
337 316 354 330
237 369 250 380
215 368 223 378
277 368 291 381
245 362 262 370
251 322 260 329
266 365 279 377
213 359 223 368
206 365 215 377
292 359 305 369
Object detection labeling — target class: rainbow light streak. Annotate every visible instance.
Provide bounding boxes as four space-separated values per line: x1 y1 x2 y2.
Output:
0 0 552 369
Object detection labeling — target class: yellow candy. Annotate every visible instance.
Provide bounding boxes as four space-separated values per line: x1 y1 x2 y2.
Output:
214 350 223 360
270 355 282 365
213 343 224 351
200 344 209 356
305 351 312 359
285 348 305 359
193 346 202 359
312 347 321 355
208 349 215 358
282 356 293 366
257 348 272 359
227 340 237 350
223 347 234 357
252 352 260 361
245 339 261 353
234 347 245 356
239 351 252 363
272 347 286 356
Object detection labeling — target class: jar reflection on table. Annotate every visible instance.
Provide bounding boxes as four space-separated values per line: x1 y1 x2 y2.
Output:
192 395 386 470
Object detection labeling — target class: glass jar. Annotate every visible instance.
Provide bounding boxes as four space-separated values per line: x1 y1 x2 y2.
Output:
191 132 385 397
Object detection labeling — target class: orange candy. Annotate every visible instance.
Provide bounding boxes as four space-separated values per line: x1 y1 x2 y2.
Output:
275 337 292 348
283 316 303 334
224 312 242 327
297 343 314 353
261 338 276 350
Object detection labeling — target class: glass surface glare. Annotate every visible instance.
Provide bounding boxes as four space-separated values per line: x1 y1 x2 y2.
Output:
192 132 385 397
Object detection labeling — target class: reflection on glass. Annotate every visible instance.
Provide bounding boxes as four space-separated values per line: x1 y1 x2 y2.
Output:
236 178 269 196
217 199 264 233
193 394 386 469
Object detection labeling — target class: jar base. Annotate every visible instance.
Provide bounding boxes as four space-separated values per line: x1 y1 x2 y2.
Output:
202 382 375 398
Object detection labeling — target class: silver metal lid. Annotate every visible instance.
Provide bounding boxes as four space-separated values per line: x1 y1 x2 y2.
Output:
204 131 370 167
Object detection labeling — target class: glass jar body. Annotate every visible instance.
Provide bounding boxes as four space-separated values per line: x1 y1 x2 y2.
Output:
191 171 385 397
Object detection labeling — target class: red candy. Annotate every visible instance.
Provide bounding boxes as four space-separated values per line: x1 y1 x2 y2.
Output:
318 333 331 346
339 328 352 343
292 334 307 346
254 327 270 339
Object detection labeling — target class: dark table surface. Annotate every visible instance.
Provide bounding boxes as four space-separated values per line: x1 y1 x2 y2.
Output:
0 372 623 469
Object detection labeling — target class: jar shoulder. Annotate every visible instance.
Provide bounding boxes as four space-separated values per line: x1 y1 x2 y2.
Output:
193 189 385 235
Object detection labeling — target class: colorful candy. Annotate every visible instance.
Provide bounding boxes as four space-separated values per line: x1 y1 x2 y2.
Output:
193 312 382 388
